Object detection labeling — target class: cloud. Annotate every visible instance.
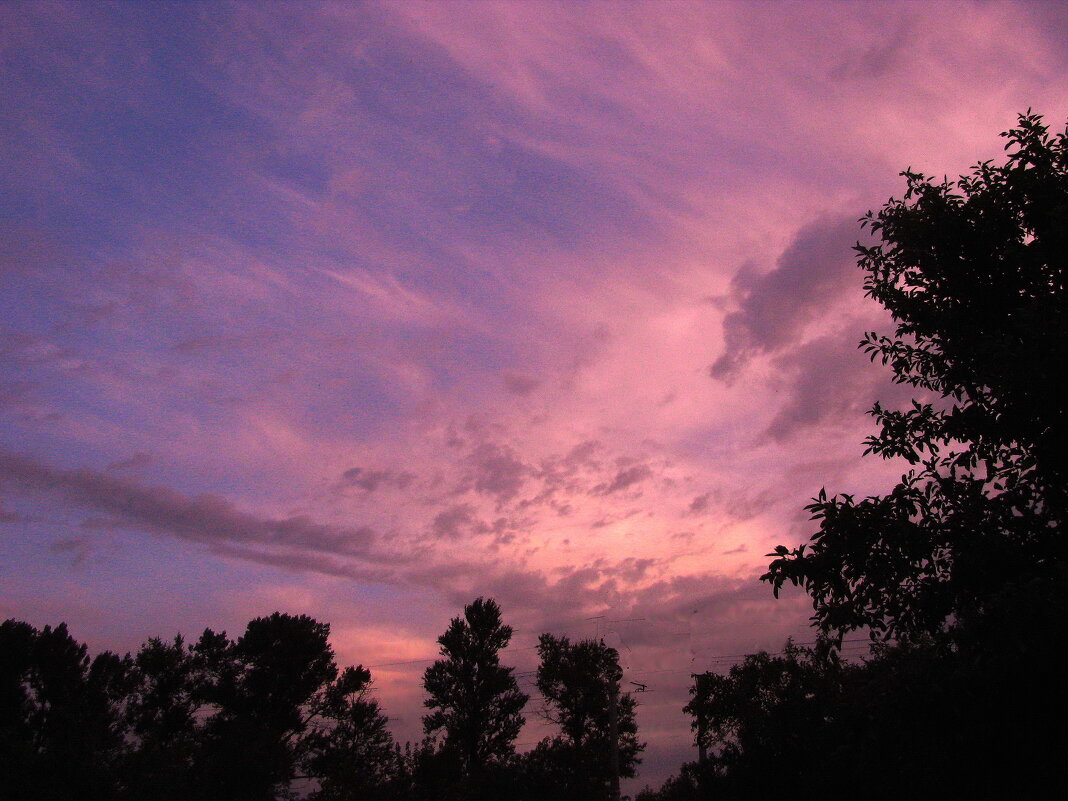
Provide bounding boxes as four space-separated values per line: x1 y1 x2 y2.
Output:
501 371 540 396
710 216 866 379
762 331 877 442
0 452 387 563
688 493 711 514
208 543 395 583
468 442 529 503
339 467 416 492
761 318 924 444
106 452 155 471
830 21 911 80
430 503 490 540
48 536 93 566
591 464 653 496
0 500 28 523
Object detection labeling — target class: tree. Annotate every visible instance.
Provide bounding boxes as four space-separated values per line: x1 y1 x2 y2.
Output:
196 613 342 801
531 634 644 800
760 111 1067 794
304 665 401 801
2 614 406 801
422 598 527 797
0 620 131 801
682 641 847 800
121 635 202 800
763 111 1067 641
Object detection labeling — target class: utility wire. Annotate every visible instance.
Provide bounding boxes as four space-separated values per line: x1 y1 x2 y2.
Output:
368 636 874 671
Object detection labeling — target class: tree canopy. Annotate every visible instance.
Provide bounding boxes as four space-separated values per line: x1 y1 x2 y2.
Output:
1 613 400 801
639 112 1068 801
422 597 528 797
0 620 131 801
763 111 1067 641
529 634 644 800
3 600 654 801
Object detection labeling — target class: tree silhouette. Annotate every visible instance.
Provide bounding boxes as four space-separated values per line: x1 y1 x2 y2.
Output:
682 640 846 800
764 111 1067 641
422 598 527 798
530 634 644 800
304 665 400 801
195 613 343 800
2 614 406 801
757 111 1068 796
0 620 131 801
121 634 201 800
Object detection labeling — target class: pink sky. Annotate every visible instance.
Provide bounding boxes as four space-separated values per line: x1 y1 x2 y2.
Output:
2 0 1067 789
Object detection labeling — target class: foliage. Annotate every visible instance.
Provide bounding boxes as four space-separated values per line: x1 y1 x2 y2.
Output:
665 630 1066 801
649 112 1068 801
422 598 528 797
763 111 1068 640
305 666 402 801
633 764 705 801
121 634 201 800
194 613 341 800
0 620 132 801
1 614 400 801
530 634 644 799
682 641 847 799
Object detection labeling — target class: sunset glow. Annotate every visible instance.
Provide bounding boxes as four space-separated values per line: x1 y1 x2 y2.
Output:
2 1 1066 788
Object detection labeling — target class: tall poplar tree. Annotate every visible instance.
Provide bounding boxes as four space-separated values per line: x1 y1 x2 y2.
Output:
422 598 527 797
532 634 644 800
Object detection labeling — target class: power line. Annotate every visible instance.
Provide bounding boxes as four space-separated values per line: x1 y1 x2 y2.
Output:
367 636 875 672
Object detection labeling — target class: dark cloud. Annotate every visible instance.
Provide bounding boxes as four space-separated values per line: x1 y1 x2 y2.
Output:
0 452 384 560
531 440 602 498
171 333 260 354
1020 3 1068 69
830 22 911 79
339 467 415 492
617 557 656 582
688 492 711 514
563 440 601 467
762 326 915 443
501 371 541 396
711 216 865 379
0 500 28 523
431 503 490 539
48 536 93 566
106 452 154 471
590 464 653 496
468 443 528 503
208 543 395 582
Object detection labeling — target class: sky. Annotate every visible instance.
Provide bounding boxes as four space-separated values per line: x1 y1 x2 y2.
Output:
2 0 1067 789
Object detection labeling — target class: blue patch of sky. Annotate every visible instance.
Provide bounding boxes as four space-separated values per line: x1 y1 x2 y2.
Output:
283 20 654 276
0 6 290 257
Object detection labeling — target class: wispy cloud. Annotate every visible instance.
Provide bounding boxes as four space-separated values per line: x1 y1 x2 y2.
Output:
3 1 1067 788
0 452 389 564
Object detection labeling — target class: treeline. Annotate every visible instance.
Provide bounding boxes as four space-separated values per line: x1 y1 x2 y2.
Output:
638 616 1065 800
1 599 641 801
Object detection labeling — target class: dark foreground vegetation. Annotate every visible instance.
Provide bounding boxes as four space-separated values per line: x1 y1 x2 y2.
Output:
4 114 1066 800
639 111 1068 799
2 599 640 801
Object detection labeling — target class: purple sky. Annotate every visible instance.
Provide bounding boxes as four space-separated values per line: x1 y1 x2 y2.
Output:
3 1 1067 789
